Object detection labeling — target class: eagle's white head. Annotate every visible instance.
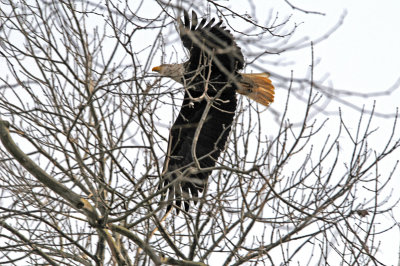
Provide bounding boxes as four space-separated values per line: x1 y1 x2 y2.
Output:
152 63 185 83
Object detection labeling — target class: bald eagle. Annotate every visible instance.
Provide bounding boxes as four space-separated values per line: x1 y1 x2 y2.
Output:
153 11 274 212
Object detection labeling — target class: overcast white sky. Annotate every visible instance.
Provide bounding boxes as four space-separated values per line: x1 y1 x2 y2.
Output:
261 1 400 264
270 2 400 264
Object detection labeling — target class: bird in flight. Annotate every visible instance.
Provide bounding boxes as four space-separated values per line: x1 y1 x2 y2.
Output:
153 11 274 212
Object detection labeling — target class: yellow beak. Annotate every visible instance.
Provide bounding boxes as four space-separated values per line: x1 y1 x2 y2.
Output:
152 66 161 72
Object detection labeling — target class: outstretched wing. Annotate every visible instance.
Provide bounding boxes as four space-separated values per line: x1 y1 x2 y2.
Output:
159 11 240 213
179 10 244 74
160 89 236 213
